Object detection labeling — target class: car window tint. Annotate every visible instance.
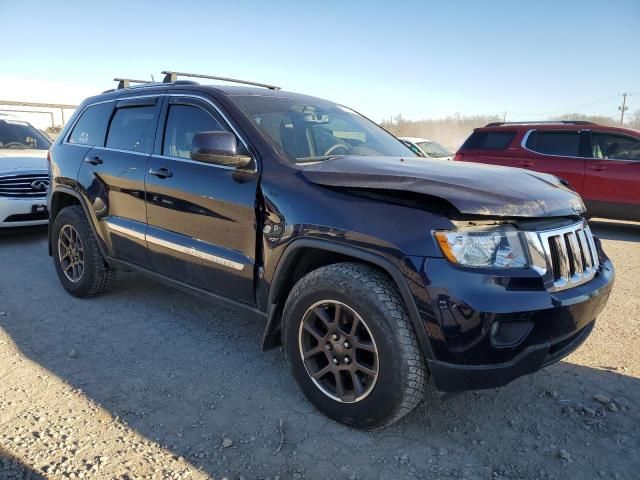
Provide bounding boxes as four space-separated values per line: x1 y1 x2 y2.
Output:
0 119 51 149
462 131 516 150
68 102 113 146
163 104 226 159
106 106 156 153
591 132 640 161
525 131 579 156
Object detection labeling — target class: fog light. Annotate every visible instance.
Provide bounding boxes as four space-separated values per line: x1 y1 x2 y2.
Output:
491 321 500 337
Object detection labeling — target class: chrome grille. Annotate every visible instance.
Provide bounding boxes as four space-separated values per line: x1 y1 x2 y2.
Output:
525 221 599 292
0 173 50 197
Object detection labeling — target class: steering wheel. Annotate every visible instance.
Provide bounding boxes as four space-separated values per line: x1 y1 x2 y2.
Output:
2 142 25 149
323 143 349 156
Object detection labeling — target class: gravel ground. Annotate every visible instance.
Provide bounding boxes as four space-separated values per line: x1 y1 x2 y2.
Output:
0 219 639 480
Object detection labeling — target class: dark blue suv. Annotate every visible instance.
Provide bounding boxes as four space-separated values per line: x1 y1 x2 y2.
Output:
47 72 614 428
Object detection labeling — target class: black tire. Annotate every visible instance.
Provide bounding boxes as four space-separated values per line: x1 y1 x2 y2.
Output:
282 262 428 429
52 205 116 298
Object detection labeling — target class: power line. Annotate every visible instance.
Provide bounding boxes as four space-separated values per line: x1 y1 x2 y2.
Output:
506 94 620 116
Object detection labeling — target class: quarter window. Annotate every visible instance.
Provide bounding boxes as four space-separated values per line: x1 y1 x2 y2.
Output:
525 131 580 157
462 131 516 150
162 104 225 159
106 106 156 153
68 102 113 146
591 132 640 160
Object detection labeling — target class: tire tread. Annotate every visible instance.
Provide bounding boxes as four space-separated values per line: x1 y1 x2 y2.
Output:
283 262 428 428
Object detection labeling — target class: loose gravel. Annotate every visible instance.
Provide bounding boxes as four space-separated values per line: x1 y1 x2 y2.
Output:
0 219 639 479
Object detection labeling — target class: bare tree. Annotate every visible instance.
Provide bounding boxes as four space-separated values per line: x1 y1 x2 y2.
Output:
629 110 640 130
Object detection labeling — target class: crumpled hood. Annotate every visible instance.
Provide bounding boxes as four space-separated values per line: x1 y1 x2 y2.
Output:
301 156 586 218
0 149 48 174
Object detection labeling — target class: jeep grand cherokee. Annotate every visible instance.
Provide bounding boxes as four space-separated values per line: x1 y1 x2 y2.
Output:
47 72 614 429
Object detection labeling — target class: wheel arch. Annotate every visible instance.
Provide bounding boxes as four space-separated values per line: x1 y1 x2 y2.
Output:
48 187 106 259
261 239 435 361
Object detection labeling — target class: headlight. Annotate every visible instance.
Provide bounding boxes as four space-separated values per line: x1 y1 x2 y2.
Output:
434 225 529 268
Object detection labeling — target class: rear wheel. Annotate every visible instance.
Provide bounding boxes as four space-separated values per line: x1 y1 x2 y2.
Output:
282 263 428 429
52 205 116 297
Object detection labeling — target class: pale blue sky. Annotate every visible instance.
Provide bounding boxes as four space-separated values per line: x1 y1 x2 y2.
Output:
1 0 639 122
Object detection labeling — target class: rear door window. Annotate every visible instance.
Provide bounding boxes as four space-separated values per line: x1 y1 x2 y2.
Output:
462 131 516 150
525 131 580 157
68 102 113 146
106 105 157 153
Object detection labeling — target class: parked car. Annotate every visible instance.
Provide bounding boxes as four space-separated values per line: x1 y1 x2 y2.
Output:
399 136 453 160
455 121 640 221
0 113 52 227
47 73 614 429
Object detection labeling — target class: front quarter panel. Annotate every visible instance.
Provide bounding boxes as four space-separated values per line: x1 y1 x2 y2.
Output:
257 160 453 310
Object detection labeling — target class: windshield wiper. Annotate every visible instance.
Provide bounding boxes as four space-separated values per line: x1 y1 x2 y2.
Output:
295 155 343 164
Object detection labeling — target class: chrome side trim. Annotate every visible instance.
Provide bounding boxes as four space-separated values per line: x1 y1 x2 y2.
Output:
153 154 236 171
146 234 245 271
106 221 145 241
104 219 244 271
92 146 150 157
520 129 585 160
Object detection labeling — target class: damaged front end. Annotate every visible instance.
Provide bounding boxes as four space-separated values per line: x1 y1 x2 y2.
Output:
301 155 585 218
301 155 614 391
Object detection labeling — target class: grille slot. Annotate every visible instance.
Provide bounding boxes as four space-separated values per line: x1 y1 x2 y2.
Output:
0 173 49 197
531 222 599 292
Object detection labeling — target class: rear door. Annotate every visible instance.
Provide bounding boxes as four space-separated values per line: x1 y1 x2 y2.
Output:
456 130 518 166
76 96 161 265
583 130 640 220
520 129 586 193
144 94 259 305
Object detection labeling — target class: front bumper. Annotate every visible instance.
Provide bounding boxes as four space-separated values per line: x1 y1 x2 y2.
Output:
0 196 48 228
428 320 594 391
409 254 614 392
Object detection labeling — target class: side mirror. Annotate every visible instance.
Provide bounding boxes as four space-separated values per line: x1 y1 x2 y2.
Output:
190 131 252 168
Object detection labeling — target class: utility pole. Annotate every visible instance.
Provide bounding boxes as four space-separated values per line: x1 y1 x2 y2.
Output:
618 93 629 126
503 111 507 122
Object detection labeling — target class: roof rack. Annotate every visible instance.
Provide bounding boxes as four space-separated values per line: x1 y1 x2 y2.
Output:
485 120 597 127
161 71 281 90
113 78 155 89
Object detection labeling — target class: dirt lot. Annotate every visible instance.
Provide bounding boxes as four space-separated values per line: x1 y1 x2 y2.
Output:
0 219 639 480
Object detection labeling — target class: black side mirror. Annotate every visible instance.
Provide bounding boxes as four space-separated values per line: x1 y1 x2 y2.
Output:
190 131 252 169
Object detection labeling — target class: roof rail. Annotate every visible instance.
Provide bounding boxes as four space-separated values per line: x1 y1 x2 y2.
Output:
161 71 281 90
485 120 597 127
113 78 154 89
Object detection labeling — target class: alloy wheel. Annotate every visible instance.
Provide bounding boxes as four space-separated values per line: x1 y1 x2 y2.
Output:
298 300 379 403
58 225 84 283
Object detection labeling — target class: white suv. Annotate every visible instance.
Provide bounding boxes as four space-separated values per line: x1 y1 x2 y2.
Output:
0 114 51 227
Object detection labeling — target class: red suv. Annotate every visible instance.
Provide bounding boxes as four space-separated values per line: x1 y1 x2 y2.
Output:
455 121 640 221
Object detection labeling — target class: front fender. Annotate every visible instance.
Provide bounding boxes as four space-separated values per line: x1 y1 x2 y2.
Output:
261 237 436 362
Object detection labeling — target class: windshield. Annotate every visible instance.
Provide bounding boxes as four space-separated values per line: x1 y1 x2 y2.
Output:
232 95 415 163
0 119 51 150
417 141 450 158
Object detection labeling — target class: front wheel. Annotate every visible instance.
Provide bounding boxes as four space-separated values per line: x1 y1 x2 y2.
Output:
282 263 428 429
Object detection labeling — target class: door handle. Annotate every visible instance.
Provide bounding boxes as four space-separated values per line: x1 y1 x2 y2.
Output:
517 161 533 168
85 156 103 165
590 165 607 171
148 167 173 179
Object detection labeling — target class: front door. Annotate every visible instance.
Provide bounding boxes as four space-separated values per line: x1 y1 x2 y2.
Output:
583 130 640 220
144 94 259 305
